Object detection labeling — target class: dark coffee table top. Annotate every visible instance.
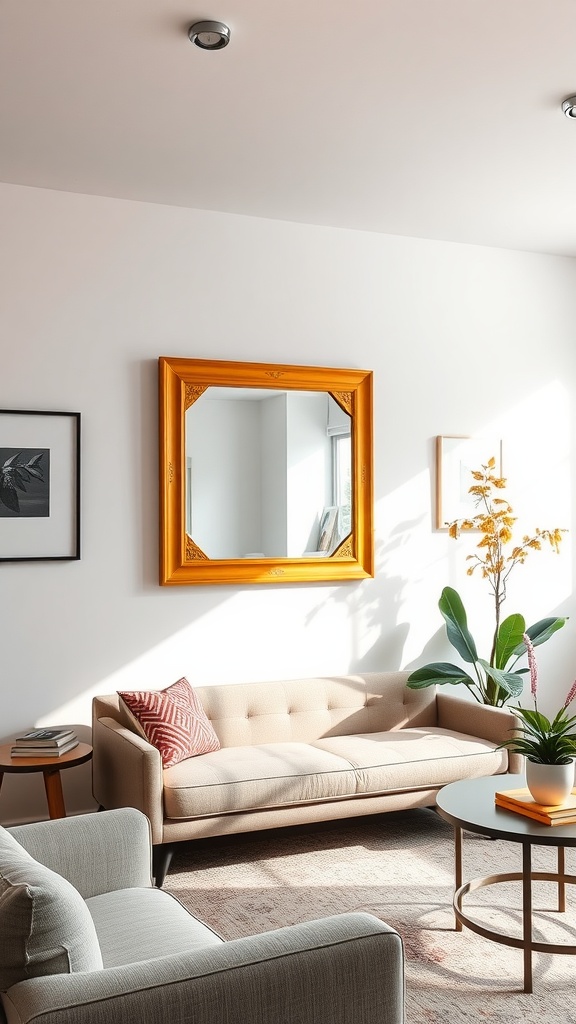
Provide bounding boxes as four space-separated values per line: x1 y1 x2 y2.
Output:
436 774 576 847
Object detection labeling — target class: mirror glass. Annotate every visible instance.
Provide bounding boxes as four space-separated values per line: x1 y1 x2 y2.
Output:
185 388 351 559
159 358 373 586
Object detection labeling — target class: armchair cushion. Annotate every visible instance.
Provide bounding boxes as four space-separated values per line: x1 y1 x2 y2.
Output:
118 677 220 768
0 826 102 991
86 887 223 967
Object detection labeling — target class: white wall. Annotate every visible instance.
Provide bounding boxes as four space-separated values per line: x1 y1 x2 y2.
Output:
1 182 575 824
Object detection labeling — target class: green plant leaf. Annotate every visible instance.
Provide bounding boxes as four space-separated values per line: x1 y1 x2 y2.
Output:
499 738 544 757
406 663 477 689
438 587 478 665
502 739 573 763
511 706 552 734
494 614 526 670
511 617 568 656
477 660 524 698
546 710 576 739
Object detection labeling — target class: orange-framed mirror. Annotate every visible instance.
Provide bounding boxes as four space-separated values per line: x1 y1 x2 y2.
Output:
159 357 373 585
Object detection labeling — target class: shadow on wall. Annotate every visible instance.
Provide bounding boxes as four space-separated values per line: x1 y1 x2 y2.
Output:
304 517 428 675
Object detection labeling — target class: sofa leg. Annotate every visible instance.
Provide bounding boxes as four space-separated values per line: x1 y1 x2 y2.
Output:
152 844 174 888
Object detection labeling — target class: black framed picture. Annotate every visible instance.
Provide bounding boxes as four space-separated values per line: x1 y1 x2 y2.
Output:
0 410 81 561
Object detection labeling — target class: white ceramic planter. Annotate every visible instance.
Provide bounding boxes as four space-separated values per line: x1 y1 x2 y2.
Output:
525 759 575 806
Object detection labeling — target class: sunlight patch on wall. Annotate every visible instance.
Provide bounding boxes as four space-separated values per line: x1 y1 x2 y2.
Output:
38 585 356 726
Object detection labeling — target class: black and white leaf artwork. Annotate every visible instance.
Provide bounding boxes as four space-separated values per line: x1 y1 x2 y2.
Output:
0 449 49 517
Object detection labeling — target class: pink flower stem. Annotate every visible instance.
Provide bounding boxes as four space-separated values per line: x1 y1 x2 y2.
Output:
564 679 576 709
523 632 538 707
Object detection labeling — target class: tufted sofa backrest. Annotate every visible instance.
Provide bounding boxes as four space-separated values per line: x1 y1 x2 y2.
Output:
93 672 438 750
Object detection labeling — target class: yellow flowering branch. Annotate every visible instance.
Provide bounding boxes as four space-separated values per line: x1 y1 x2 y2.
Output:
408 458 568 706
447 458 566 671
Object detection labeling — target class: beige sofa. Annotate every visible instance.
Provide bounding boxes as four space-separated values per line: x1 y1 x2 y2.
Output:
1 807 404 1024
92 671 521 885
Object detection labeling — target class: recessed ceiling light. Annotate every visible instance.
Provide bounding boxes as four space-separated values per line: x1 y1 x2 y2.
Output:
188 20 230 50
562 94 576 118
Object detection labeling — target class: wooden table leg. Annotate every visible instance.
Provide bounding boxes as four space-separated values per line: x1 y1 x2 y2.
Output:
43 769 66 819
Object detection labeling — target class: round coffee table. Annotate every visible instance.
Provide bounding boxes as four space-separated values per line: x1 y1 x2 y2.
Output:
436 774 576 993
0 742 93 821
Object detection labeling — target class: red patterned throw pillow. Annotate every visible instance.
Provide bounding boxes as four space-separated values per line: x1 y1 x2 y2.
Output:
117 677 220 768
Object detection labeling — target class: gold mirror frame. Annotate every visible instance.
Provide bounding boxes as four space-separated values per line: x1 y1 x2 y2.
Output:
159 357 374 585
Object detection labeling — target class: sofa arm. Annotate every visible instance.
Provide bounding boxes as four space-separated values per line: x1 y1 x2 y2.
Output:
92 716 165 842
2 913 404 1024
8 809 152 898
436 692 523 774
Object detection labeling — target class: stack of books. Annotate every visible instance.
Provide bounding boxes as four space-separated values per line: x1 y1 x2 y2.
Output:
495 786 576 826
11 728 79 758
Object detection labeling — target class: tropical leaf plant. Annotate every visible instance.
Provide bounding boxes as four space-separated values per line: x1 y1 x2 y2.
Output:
407 459 567 706
407 586 566 706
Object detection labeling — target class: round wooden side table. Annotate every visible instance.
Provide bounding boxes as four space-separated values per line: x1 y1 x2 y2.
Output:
0 742 93 820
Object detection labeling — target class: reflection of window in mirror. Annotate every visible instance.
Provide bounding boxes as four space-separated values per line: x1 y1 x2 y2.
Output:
326 396 352 553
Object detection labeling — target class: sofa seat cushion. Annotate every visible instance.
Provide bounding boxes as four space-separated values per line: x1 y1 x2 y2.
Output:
314 727 508 791
0 826 103 990
86 887 223 968
163 743 358 819
163 729 507 820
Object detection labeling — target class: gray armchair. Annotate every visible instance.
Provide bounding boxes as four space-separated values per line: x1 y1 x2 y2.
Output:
0 808 405 1024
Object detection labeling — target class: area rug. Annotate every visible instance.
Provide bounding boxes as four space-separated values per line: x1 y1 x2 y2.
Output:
164 808 576 1022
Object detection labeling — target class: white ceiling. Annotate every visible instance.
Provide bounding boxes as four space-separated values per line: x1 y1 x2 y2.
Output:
2 1 576 256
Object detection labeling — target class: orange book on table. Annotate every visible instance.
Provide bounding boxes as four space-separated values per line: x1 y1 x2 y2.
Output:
495 787 576 826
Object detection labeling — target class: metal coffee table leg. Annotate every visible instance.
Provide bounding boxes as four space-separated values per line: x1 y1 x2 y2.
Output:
558 847 566 912
454 825 463 932
522 843 533 994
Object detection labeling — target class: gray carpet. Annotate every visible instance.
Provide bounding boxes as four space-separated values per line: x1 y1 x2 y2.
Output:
164 808 576 1022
